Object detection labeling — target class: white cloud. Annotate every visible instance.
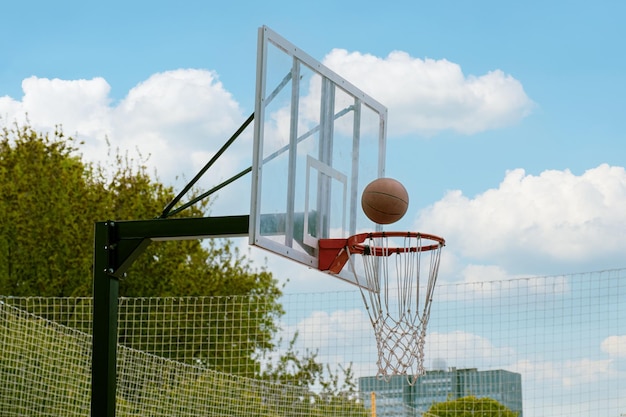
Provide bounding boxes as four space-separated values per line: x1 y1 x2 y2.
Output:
416 164 626 271
275 308 377 379
561 358 615 387
322 49 534 136
425 330 515 369
113 69 241 140
510 358 561 382
0 76 113 138
462 263 512 283
0 95 23 123
511 357 617 387
293 309 372 351
436 264 570 300
110 69 247 185
1 70 248 195
602 335 626 357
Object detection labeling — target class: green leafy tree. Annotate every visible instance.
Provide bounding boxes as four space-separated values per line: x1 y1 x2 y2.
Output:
0 124 103 296
0 122 280 302
426 395 519 417
0 123 282 375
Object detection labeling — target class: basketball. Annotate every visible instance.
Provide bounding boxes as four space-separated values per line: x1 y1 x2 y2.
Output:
361 178 409 224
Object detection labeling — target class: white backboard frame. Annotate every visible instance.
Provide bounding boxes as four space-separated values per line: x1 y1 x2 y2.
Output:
250 25 387 288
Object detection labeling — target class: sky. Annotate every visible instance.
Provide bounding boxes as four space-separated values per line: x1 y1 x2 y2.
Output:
1 1 625 415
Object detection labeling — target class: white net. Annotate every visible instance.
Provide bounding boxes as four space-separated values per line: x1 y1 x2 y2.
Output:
347 232 444 383
0 301 92 416
1 267 625 417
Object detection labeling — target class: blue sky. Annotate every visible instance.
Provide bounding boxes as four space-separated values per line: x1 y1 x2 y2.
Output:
2 0 624 203
2 1 625 415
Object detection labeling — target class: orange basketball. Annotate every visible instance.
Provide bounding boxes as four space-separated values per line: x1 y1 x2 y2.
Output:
361 178 409 224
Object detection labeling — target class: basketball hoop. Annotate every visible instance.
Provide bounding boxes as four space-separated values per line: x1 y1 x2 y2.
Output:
319 232 445 384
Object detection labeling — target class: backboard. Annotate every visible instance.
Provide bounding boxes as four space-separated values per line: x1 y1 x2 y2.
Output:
250 26 388 288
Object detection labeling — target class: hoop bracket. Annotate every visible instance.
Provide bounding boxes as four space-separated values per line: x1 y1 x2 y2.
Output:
318 238 349 273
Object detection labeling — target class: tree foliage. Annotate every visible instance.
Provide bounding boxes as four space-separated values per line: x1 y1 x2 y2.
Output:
0 123 280 301
0 124 102 296
0 123 282 371
426 395 519 417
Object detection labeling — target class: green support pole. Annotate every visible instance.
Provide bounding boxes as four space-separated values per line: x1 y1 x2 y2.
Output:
89 215 249 416
91 221 119 417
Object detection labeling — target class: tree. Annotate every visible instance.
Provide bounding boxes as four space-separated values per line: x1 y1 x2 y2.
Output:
426 395 519 417
0 123 280 297
0 124 103 296
0 123 283 375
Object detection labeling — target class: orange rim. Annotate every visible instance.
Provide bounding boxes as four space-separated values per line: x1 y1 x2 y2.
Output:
346 231 445 256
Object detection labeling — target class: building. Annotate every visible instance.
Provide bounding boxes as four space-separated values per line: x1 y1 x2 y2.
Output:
360 368 523 417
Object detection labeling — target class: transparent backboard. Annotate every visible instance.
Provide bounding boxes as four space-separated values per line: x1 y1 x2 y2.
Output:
250 26 387 288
